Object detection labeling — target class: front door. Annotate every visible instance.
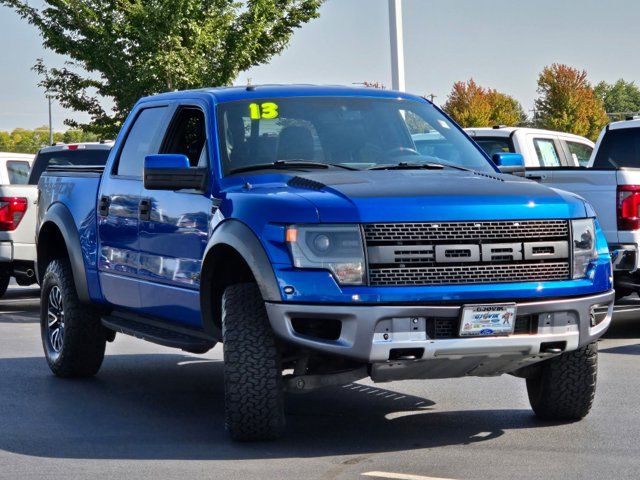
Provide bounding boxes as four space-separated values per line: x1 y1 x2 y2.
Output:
137 105 212 328
97 105 170 309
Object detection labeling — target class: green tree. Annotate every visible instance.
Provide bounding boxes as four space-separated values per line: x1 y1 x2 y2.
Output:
443 79 526 128
0 127 98 153
2 0 323 137
534 64 608 140
594 79 640 120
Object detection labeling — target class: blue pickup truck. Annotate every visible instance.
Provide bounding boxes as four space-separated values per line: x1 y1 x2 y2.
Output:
36 85 614 441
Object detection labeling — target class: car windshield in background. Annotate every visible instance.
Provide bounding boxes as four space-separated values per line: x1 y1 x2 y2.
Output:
28 149 111 185
470 137 514 158
217 97 495 175
592 128 640 169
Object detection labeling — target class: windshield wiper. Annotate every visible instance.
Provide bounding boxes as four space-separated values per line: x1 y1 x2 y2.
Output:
367 162 445 171
229 160 357 175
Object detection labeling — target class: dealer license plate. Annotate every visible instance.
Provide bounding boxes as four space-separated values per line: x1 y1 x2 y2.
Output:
459 304 517 337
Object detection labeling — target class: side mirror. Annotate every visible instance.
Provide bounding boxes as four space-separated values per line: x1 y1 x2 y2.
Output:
492 152 525 175
144 154 208 191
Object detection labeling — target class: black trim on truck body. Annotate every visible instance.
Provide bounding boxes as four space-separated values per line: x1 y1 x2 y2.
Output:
199 219 281 339
36 202 91 303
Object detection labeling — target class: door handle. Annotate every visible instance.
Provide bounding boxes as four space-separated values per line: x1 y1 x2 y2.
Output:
526 174 546 181
139 198 151 221
98 195 110 217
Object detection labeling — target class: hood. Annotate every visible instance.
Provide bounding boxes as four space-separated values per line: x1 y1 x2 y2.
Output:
226 169 587 224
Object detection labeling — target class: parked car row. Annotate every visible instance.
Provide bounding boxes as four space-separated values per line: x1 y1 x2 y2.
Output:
0 143 112 297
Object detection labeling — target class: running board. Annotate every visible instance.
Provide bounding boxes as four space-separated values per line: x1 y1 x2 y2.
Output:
102 314 215 354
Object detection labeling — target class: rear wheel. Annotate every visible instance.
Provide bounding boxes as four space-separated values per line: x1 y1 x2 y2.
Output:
222 283 285 441
527 342 598 420
0 266 9 299
40 258 106 377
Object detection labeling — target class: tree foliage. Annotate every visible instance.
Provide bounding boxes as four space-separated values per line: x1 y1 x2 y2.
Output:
443 79 526 128
0 127 98 154
534 64 608 140
2 0 323 136
594 79 640 120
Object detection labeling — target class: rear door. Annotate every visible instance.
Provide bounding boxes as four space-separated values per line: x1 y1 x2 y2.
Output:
523 134 578 183
97 104 170 309
560 137 594 167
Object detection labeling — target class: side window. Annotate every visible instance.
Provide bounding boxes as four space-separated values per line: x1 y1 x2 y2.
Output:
116 107 167 177
565 141 593 167
533 138 561 167
6 161 30 184
162 107 207 167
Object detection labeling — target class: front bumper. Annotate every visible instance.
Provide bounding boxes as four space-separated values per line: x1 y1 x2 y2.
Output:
265 290 614 379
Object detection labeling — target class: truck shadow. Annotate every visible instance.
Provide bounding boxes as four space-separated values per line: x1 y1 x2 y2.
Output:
0 353 560 461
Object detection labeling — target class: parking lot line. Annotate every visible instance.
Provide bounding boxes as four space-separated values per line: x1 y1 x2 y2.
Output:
362 471 457 480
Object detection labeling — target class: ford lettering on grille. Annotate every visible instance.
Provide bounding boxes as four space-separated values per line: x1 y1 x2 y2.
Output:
363 220 571 286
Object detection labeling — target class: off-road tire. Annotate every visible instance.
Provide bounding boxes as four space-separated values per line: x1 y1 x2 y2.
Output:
0 266 9 299
40 258 106 377
527 342 598 420
222 283 285 441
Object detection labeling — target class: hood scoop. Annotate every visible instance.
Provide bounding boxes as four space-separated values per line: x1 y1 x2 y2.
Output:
288 176 326 191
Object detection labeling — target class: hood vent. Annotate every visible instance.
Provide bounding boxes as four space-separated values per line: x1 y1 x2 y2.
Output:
287 176 326 191
473 170 504 182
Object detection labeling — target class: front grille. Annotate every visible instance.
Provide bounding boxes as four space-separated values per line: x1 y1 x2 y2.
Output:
364 220 571 286
364 220 568 243
369 262 570 286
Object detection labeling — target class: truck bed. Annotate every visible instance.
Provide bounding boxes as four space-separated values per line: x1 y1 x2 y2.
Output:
38 167 105 280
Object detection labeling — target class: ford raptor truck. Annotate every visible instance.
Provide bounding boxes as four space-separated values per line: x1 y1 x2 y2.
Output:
36 85 614 441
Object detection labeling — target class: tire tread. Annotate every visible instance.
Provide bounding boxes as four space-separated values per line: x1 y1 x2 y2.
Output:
527 342 598 420
222 283 285 441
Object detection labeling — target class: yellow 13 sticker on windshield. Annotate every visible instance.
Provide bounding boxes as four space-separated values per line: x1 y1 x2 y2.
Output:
249 102 279 120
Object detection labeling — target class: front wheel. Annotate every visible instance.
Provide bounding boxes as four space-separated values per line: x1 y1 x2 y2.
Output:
222 283 285 441
526 342 598 420
40 258 106 377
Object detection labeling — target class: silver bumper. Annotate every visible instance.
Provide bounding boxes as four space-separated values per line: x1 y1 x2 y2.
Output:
265 291 614 379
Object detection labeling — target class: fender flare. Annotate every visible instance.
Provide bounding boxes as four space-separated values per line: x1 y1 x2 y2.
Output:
200 220 281 336
37 202 91 303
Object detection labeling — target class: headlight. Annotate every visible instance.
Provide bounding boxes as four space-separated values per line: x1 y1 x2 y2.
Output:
572 218 597 279
286 224 365 285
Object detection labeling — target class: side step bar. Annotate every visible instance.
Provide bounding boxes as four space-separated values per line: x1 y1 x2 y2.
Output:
102 313 216 354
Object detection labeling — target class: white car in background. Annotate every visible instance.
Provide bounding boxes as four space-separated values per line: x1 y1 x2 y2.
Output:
465 126 595 176
0 143 112 298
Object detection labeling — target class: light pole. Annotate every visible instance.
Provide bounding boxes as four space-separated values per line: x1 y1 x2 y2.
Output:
388 0 405 92
46 93 53 145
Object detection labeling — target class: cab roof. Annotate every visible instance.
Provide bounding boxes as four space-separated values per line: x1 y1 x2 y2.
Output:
140 84 428 104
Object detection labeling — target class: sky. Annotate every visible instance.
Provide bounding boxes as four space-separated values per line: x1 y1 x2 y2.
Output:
1 0 640 131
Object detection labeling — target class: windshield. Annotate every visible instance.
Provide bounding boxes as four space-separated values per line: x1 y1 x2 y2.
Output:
28 149 111 185
217 97 494 175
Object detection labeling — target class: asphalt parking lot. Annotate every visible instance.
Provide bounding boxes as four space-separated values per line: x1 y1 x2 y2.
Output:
1 283 640 480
